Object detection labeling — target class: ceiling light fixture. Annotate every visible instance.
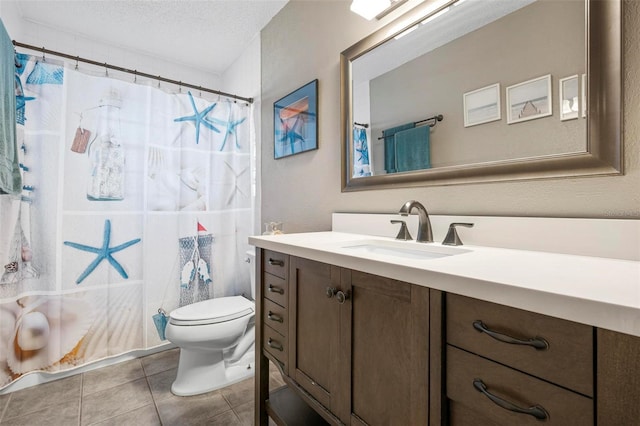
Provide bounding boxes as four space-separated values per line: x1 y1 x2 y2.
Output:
350 0 409 21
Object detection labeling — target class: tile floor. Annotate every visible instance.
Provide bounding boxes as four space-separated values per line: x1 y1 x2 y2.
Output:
0 349 284 425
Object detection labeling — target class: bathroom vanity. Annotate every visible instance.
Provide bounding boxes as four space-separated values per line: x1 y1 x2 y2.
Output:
251 226 640 426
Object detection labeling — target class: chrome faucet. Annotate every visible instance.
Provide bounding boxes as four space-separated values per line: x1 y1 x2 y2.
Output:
398 200 433 243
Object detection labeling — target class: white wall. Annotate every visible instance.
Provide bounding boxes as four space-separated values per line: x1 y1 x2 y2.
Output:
222 35 262 235
260 0 640 233
0 1 22 39
1 2 221 97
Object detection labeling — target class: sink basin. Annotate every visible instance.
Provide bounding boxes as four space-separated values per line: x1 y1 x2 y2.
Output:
340 240 470 260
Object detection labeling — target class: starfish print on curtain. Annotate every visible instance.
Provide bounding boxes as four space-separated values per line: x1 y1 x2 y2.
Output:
63 219 141 284
223 161 248 205
174 91 221 144
15 75 35 125
208 106 246 151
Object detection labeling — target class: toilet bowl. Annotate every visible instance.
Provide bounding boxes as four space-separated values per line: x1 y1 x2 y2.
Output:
165 250 256 396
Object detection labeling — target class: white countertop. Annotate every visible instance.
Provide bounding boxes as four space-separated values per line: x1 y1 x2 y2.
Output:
249 231 640 337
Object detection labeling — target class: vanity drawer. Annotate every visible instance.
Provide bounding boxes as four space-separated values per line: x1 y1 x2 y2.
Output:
263 324 288 368
263 250 288 279
263 298 288 336
447 346 593 426
446 294 593 396
263 273 288 308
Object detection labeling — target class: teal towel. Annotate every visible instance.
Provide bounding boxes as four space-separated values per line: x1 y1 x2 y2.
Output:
383 123 414 173
394 125 431 172
0 19 20 194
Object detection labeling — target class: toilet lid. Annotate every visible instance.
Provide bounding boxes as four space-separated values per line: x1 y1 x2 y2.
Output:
169 296 254 326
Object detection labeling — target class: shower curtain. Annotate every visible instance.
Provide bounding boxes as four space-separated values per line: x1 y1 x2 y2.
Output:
0 53 254 390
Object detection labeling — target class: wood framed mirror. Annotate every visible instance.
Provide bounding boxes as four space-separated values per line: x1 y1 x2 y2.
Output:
341 0 622 191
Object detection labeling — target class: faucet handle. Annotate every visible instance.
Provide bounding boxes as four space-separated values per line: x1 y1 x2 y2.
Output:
442 223 474 246
391 220 412 241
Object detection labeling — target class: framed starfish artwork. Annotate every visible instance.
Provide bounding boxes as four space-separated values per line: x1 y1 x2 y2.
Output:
274 79 318 159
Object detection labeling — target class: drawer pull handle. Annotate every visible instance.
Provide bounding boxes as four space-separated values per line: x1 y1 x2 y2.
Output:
268 258 284 267
473 320 549 350
268 311 284 323
268 285 284 295
473 379 549 421
267 338 283 352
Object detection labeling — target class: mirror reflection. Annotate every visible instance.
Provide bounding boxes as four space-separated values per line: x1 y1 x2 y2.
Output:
351 0 585 179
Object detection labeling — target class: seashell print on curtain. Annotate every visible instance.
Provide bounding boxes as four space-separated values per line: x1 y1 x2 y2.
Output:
0 53 254 390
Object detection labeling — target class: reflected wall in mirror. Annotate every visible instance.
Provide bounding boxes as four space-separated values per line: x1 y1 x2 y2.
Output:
341 0 622 191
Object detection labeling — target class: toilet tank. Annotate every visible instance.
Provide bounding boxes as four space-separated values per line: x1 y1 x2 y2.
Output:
246 249 256 300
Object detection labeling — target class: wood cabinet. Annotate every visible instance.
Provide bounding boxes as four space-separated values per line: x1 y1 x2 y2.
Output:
288 257 431 425
261 250 289 374
341 269 430 426
596 329 640 426
288 257 342 419
256 248 640 426
446 294 594 425
257 250 433 426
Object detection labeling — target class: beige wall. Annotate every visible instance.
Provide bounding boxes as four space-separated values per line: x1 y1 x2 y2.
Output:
261 0 640 233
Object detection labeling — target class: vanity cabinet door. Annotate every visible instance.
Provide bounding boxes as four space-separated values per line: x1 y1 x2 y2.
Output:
597 329 640 426
289 256 342 418
344 270 430 426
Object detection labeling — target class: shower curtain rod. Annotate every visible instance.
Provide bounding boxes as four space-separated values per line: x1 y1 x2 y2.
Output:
12 40 253 104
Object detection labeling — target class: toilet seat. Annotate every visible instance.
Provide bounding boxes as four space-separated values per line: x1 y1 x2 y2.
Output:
169 296 254 326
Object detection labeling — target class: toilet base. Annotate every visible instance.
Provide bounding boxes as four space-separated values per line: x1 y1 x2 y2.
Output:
170 348 255 396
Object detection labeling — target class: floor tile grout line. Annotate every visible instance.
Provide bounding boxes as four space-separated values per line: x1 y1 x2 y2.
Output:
81 359 147 398
0 392 12 423
82 381 158 426
78 373 84 426
206 407 240 425
144 366 164 425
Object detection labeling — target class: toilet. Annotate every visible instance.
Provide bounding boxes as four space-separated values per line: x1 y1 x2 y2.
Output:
165 250 256 396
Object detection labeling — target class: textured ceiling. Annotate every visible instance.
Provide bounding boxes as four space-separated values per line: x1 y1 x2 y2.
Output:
12 0 288 75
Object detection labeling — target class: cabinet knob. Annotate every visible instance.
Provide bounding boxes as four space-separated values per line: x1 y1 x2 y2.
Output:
336 290 350 304
326 287 337 298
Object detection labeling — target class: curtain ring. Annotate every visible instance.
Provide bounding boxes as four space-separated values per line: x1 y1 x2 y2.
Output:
134 70 137 83
158 75 161 88
75 56 79 70
178 81 182 93
198 86 202 98
104 62 108 77
41 46 46 62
